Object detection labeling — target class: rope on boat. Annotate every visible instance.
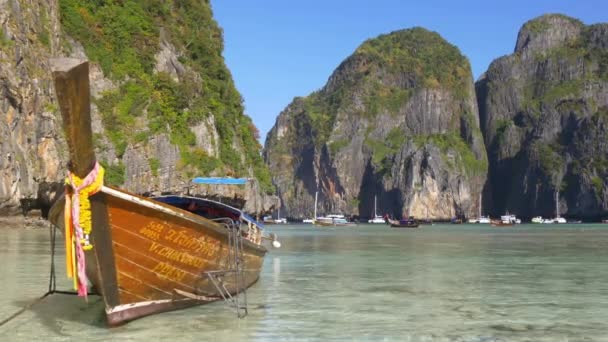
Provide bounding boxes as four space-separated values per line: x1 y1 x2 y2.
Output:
0 221 87 327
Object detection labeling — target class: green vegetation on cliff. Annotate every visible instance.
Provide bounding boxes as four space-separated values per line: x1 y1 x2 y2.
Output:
100 160 125 187
293 28 474 150
59 0 274 193
303 91 337 147
414 133 488 177
522 14 583 34
294 28 479 168
365 128 406 174
355 27 471 97
479 14 608 217
264 25 488 218
517 20 608 192
521 23 608 116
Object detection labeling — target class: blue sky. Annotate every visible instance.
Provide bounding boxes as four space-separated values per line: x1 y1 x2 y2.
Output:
213 1 607 143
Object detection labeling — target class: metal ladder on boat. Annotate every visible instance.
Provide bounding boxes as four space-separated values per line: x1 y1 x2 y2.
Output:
204 219 248 318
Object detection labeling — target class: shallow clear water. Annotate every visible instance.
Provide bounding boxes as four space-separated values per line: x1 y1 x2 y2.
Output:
1 223 608 341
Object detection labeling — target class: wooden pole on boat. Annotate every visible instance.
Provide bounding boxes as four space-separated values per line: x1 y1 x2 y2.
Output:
50 58 121 309
51 58 95 177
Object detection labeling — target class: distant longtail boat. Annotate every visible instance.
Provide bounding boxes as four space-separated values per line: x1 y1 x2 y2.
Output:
386 217 419 228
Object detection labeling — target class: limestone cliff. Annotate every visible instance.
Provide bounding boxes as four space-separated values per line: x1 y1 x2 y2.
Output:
477 14 608 219
0 0 64 215
0 0 276 216
265 28 487 220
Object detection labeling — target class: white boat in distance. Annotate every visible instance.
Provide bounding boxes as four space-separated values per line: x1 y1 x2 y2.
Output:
315 214 356 227
368 195 385 224
501 213 521 224
302 191 319 224
304 191 355 226
543 191 567 224
543 217 567 224
263 207 287 224
368 217 385 224
468 193 490 224
531 216 544 224
468 216 491 224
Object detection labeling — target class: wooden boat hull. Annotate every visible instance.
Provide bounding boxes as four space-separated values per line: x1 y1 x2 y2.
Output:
49 186 267 326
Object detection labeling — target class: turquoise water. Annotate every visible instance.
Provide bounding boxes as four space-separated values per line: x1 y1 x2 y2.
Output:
1 223 608 341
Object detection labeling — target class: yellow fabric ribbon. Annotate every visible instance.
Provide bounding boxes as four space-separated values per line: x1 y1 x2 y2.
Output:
64 162 105 296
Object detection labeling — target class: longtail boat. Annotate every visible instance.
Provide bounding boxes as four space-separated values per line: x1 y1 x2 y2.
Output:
386 218 419 228
48 59 278 326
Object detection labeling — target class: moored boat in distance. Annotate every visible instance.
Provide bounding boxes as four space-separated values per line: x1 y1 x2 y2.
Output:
542 217 567 224
491 219 513 227
263 207 287 224
468 193 490 224
468 216 491 224
368 195 385 223
303 191 319 224
263 216 287 224
501 213 521 224
542 191 567 224
314 214 356 227
263 216 277 224
491 212 520 226
386 217 419 228
368 216 385 224
274 207 288 224
48 59 279 326
531 216 544 224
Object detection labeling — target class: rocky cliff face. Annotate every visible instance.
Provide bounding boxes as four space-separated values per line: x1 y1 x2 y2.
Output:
0 0 276 216
477 14 608 219
0 0 65 215
265 28 487 220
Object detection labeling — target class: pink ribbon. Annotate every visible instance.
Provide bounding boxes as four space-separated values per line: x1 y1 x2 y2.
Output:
67 162 101 299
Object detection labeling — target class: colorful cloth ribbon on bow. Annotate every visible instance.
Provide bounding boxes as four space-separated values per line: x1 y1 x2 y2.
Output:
64 161 104 299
